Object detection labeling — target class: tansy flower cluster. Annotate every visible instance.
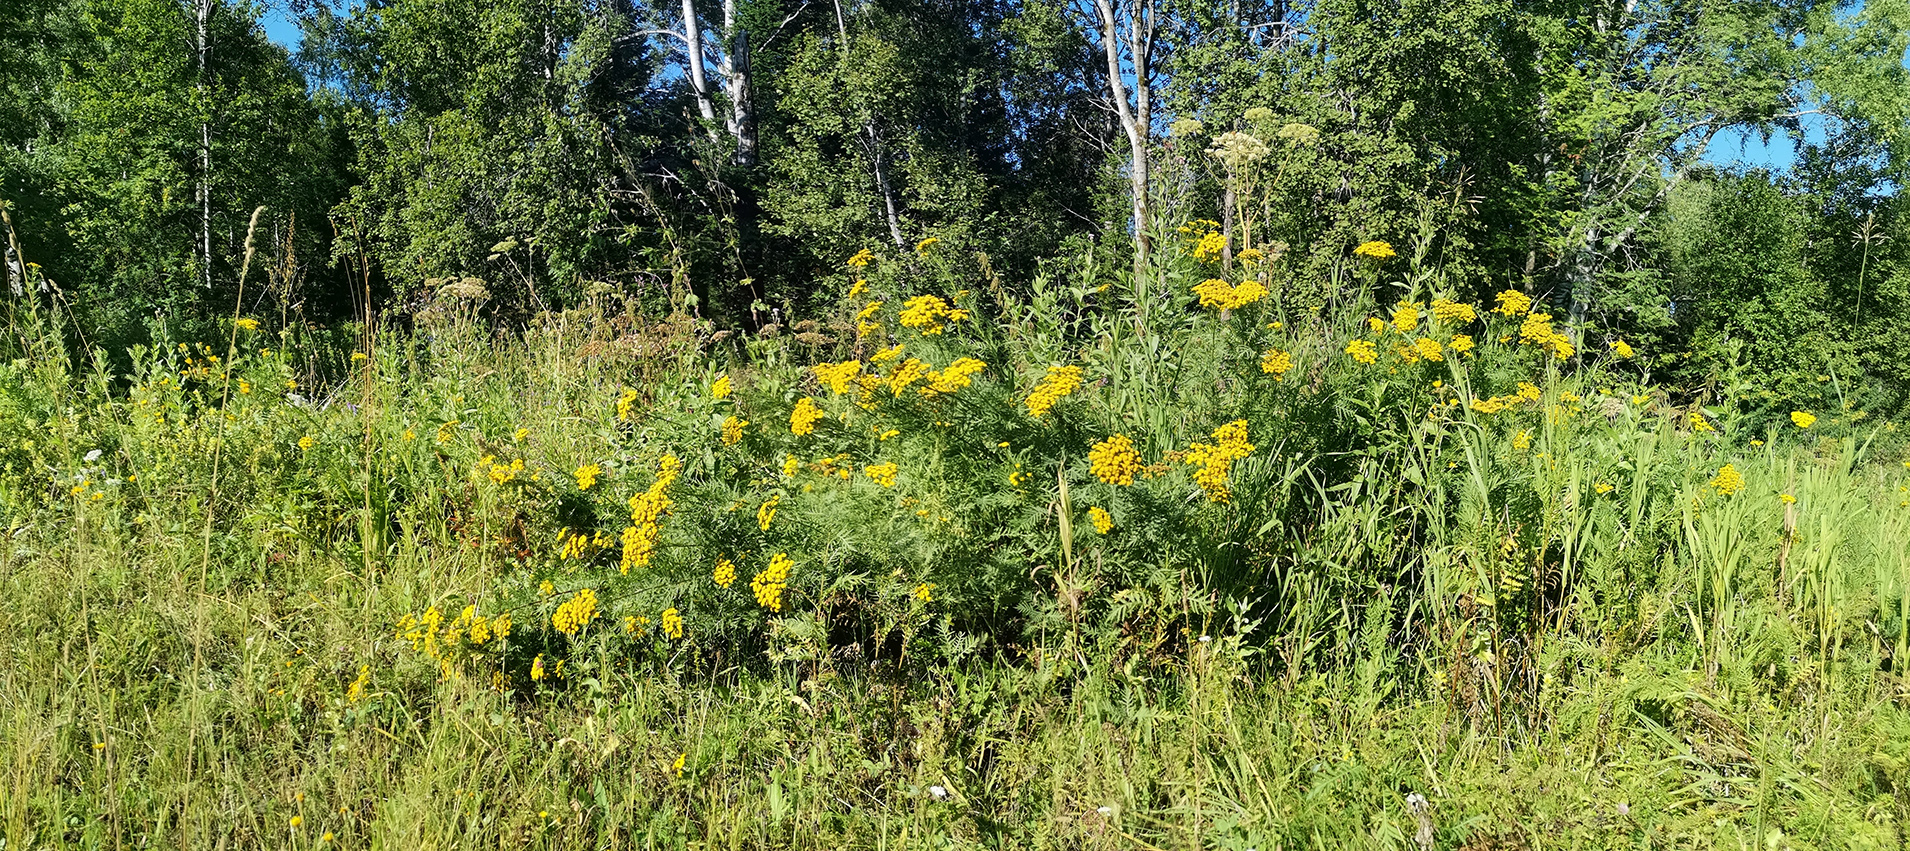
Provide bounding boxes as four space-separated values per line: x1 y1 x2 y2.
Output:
396 604 511 679
1710 464 1745 496
573 463 600 490
621 455 680 574
1088 506 1113 534
1191 278 1269 310
752 553 794 612
1089 434 1144 486
898 295 969 335
721 415 748 445
1261 348 1293 377
1025 365 1083 418
790 397 824 435
1353 240 1395 259
552 588 600 636
1185 420 1254 502
814 360 862 394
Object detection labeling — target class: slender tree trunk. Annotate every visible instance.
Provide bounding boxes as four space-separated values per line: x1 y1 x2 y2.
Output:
832 0 905 248
680 0 718 128
1092 0 1153 271
196 0 213 289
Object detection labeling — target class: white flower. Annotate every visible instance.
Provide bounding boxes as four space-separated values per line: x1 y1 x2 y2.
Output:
928 785 948 800
1197 635 1212 643
84 449 102 462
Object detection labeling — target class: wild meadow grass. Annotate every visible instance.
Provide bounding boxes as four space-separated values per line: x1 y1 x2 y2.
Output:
2 236 1908 849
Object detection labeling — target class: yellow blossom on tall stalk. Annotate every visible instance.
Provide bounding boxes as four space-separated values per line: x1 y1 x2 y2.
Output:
530 654 548 681
573 464 600 490
621 455 680 574
713 558 737 589
864 462 898 487
752 553 793 612
1024 365 1083 418
552 588 599 636
1353 240 1395 259
1611 340 1636 358
298 435 315 451
1391 303 1420 333
712 374 732 399
617 388 640 421
1184 420 1254 503
757 495 780 531
921 357 986 396
889 358 929 395
1344 339 1378 365
1088 434 1143 486
346 665 370 703
847 248 875 269
1791 411 1817 429
1367 316 1387 334
1412 337 1443 362
1449 334 1474 354
790 397 824 435
660 607 683 639
1711 464 1745 496
912 582 936 602
721 415 748 445
1517 382 1542 402
1191 278 1268 310
900 295 961 335
813 360 862 394
1430 298 1476 324
235 318 260 331
1260 348 1293 377
1088 506 1113 534
1687 411 1716 433
1494 290 1533 315
1191 230 1228 262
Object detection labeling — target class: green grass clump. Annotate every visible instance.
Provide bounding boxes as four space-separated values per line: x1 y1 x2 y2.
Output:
1 240 1907 848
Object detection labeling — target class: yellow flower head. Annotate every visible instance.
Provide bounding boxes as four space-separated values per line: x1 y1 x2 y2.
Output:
660 607 683 640
552 588 600 636
1611 340 1635 358
1430 298 1476 324
1088 506 1113 534
1391 303 1420 333
1089 434 1144 486
1191 230 1228 262
1710 464 1745 496
1791 411 1816 429
1449 334 1474 354
813 360 863 394
912 582 936 602
915 236 940 255
752 553 794 612
573 464 601 490
847 248 875 269
1260 348 1293 377
1494 290 1533 316
712 374 732 399
713 558 737 588
235 318 260 331
864 462 898 487
1344 339 1378 365
1353 240 1395 259
721 415 748 446
790 397 824 436
1024 365 1084 418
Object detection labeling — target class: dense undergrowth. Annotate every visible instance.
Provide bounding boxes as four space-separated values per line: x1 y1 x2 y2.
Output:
3 234 1909 849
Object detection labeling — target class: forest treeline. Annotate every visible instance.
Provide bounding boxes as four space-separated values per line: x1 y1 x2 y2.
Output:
5 0 1910 419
